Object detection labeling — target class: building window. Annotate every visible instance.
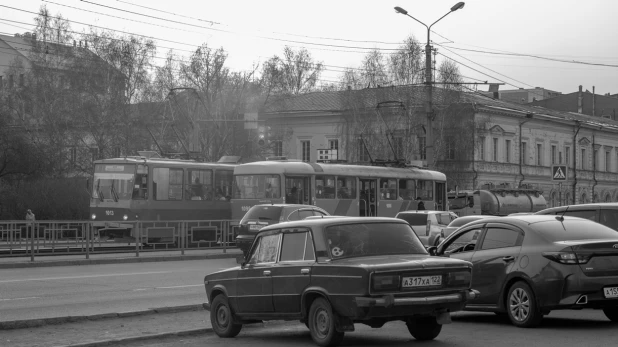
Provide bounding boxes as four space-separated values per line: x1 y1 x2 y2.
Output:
19 74 24 87
90 148 99 162
559 151 563 164
8 75 14 88
301 140 311 162
394 137 404 159
536 143 542 166
112 147 121 158
505 139 511 163
358 138 370 162
0 76 3 88
605 151 610 172
418 136 426 160
551 145 557 164
565 146 570 165
479 137 485 161
446 137 455 160
581 148 586 169
329 139 338 151
273 140 283 156
493 138 498 162
69 147 77 164
521 142 527 165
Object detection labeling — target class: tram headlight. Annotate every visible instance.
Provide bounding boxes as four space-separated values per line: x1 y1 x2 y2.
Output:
123 214 128 221
91 213 96 220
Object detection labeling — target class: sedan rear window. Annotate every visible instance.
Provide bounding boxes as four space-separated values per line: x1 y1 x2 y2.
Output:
533 219 618 241
396 214 428 226
242 206 283 222
324 222 426 258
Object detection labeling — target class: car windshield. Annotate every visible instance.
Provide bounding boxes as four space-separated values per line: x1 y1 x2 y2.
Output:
324 222 426 259
396 214 428 226
533 219 618 241
242 206 283 222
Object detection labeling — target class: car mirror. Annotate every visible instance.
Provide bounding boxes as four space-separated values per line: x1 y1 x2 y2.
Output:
426 246 438 256
235 254 245 266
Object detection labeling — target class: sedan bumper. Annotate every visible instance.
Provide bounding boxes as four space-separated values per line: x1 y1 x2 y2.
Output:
355 289 479 308
203 302 211 311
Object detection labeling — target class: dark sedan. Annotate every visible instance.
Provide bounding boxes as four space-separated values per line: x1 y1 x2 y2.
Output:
431 214 618 327
204 217 479 347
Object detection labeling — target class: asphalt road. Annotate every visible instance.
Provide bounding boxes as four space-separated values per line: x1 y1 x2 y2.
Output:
0 258 238 322
103 310 618 347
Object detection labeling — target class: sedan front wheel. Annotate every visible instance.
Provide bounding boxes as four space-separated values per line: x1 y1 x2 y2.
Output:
210 294 242 338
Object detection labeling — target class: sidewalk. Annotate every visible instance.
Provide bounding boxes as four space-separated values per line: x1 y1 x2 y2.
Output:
0 247 242 269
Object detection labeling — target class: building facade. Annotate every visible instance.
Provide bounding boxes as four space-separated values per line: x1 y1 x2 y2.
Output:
259 86 618 207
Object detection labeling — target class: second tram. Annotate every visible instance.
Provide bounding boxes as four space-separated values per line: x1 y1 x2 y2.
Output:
231 159 448 220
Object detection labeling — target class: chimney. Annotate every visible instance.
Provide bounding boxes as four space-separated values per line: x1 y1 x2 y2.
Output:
578 85 583 113
593 86 595 117
488 83 499 99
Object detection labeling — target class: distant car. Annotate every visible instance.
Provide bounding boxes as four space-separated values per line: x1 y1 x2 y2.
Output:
442 215 493 238
433 214 618 327
204 217 479 346
395 210 458 246
535 203 618 231
235 204 329 257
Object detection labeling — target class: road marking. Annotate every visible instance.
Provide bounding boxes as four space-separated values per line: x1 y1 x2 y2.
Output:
132 284 203 291
0 271 171 283
0 296 40 301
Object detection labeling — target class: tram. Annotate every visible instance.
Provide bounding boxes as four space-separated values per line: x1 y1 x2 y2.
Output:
90 153 238 240
231 159 448 220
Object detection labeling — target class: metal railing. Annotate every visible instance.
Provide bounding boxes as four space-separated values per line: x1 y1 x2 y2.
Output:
0 219 239 261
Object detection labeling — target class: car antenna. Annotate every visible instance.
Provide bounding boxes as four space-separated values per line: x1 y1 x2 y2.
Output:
556 205 569 222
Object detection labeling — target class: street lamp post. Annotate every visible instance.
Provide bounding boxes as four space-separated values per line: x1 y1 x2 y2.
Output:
394 2 465 169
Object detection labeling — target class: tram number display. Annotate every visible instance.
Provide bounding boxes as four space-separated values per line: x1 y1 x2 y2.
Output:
241 206 251 212
106 210 114 216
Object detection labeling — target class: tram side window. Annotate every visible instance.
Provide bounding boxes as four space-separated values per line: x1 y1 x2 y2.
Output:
337 177 356 199
132 165 148 199
417 180 434 200
186 169 212 201
285 177 308 203
153 168 184 201
214 170 234 201
399 179 416 200
234 174 280 199
316 176 336 199
380 178 397 200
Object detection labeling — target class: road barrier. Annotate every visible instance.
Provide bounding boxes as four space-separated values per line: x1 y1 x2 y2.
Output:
0 219 239 260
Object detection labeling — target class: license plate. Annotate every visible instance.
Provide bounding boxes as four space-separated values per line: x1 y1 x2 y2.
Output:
604 287 618 298
249 225 264 231
402 275 442 288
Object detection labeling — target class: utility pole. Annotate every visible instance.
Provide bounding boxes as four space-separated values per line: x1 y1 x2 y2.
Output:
395 2 465 169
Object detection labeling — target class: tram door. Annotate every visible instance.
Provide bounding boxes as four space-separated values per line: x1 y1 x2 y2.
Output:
359 179 377 216
436 182 446 211
285 176 311 205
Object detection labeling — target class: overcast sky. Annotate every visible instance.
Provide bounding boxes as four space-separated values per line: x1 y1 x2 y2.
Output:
1 0 617 95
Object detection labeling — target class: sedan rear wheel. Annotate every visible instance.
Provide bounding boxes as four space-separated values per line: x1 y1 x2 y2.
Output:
406 316 442 341
210 294 242 338
308 298 344 347
506 281 542 328
603 307 618 322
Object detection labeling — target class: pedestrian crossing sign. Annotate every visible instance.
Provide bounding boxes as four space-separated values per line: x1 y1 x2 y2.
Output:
552 165 567 181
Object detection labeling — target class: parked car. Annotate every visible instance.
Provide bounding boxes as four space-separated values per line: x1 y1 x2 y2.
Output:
535 203 618 231
395 210 458 246
204 217 479 346
442 215 493 238
430 214 618 327
235 204 329 257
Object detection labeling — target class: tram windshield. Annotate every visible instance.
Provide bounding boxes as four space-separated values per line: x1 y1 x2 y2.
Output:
234 174 281 199
92 164 136 202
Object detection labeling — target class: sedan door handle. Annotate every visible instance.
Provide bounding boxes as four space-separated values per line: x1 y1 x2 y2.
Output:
263 270 271 276
301 268 310 275
502 256 515 262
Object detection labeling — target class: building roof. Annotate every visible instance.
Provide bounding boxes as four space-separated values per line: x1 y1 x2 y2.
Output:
261 84 618 132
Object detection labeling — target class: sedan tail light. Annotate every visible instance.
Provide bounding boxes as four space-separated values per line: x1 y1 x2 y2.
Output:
542 251 591 264
372 274 400 291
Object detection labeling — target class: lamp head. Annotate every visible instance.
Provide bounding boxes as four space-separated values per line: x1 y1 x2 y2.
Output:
451 2 465 11
394 6 408 15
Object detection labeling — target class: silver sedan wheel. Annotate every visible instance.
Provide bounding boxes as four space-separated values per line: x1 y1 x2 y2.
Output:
509 287 530 322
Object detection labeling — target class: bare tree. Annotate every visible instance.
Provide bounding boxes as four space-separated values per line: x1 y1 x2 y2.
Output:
261 46 324 97
360 49 389 88
389 35 424 86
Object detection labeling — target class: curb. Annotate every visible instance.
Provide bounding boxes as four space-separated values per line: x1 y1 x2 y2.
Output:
56 328 211 347
0 304 204 330
0 252 241 269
